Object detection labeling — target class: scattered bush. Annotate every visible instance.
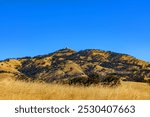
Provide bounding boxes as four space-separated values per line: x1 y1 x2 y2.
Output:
148 79 150 86
87 74 101 85
19 56 32 59
68 77 88 85
0 70 11 73
61 73 121 87
100 75 121 87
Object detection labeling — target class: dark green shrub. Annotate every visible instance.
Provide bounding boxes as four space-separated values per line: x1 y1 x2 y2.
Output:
148 79 150 86
87 73 121 87
100 75 121 87
68 77 88 85
87 74 101 85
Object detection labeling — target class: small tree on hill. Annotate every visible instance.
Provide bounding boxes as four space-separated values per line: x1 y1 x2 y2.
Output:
100 75 121 87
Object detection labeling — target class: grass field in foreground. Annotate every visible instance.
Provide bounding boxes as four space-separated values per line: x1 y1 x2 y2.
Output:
0 79 150 100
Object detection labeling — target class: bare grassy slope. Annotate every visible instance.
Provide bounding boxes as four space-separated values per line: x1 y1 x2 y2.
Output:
0 79 149 100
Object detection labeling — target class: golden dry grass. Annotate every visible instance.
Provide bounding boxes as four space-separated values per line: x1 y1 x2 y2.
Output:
0 79 150 100
0 59 21 73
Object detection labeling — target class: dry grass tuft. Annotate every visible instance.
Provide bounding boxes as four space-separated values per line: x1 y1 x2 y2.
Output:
0 79 150 100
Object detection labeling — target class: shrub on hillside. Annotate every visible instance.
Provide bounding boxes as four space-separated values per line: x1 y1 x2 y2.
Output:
15 74 32 82
87 74 101 85
68 77 88 85
19 56 32 59
100 75 121 87
87 74 121 87
148 79 150 86
0 70 11 73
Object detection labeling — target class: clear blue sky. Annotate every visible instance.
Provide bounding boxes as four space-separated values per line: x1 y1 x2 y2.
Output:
0 0 150 62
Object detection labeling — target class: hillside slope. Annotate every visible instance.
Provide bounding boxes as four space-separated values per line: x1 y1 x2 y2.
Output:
0 48 150 84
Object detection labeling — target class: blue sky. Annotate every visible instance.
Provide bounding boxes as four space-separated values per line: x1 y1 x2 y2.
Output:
0 0 150 62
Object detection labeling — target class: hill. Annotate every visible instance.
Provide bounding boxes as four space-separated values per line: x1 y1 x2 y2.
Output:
0 48 150 85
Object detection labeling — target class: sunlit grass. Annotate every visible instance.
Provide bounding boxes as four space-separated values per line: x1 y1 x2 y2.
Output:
0 79 150 100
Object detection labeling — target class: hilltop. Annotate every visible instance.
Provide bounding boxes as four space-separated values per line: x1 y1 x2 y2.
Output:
0 48 150 85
